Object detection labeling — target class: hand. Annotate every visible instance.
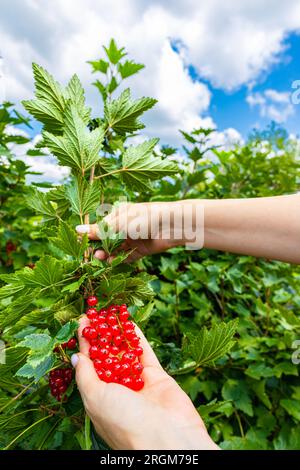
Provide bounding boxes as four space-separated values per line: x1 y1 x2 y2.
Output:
76 201 204 262
71 316 218 450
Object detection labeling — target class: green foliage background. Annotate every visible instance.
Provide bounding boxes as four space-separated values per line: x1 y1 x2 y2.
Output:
0 39 299 450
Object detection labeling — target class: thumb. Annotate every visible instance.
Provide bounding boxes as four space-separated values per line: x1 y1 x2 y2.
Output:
71 353 105 403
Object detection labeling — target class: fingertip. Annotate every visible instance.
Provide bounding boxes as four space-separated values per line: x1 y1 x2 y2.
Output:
94 250 107 261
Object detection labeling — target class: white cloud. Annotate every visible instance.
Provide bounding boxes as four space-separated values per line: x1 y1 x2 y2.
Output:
246 89 294 123
1 0 300 156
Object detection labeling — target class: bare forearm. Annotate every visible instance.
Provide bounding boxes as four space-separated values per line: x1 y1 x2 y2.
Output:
200 194 300 264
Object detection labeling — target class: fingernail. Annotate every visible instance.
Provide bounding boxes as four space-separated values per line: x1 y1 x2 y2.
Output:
71 354 79 368
76 225 90 234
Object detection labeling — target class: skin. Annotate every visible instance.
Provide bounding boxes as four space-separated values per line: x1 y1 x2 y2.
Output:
77 195 300 264
73 316 218 450
74 194 300 448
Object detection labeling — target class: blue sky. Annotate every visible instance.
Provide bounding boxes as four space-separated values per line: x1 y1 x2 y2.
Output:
2 0 300 181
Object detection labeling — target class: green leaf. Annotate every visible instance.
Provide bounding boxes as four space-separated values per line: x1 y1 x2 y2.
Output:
118 61 144 79
61 275 87 293
66 178 101 218
222 379 253 416
104 39 126 64
182 319 238 367
132 301 155 325
22 63 65 133
280 399 300 421
17 256 65 289
26 188 58 222
16 355 55 382
104 88 157 135
43 104 105 173
250 380 272 409
16 334 52 352
198 399 233 419
55 320 79 344
122 139 177 191
88 59 109 74
65 74 91 123
50 222 88 259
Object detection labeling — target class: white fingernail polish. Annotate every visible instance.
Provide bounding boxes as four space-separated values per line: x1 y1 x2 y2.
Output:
71 354 79 367
76 225 90 234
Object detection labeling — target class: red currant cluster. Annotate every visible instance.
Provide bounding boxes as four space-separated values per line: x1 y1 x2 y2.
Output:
82 296 144 391
49 368 73 401
54 337 77 353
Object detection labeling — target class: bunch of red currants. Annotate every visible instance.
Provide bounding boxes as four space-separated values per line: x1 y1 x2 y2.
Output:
49 368 73 402
82 296 144 391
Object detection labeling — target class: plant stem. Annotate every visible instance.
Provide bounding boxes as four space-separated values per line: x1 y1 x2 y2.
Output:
3 414 52 450
94 168 126 180
234 409 245 438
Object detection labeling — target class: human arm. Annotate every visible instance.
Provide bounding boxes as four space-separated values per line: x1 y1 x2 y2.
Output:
76 194 300 264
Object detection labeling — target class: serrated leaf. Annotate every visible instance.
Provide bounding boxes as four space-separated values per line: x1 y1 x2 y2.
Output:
17 256 65 289
118 60 144 79
104 39 126 64
222 379 253 416
55 320 78 344
65 74 91 123
183 319 238 367
121 139 177 191
16 334 52 352
50 222 88 259
26 188 58 222
43 104 104 173
104 88 157 135
22 63 65 134
88 59 109 74
198 399 233 419
16 354 55 382
66 178 101 218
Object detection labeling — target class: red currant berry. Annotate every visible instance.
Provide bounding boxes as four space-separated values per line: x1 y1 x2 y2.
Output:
99 337 110 348
110 325 122 337
87 295 98 306
120 376 133 388
82 326 98 340
131 377 144 391
106 314 118 326
98 348 110 360
58 384 67 393
108 306 118 315
89 345 99 360
64 369 73 383
110 345 120 355
97 323 109 336
104 331 113 342
89 338 99 346
89 317 99 326
66 338 77 350
132 362 144 375
113 363 122 375
129 335 140 347
134 346 143 357
99 308 108 316
122 321 134 330
103 357 114 369
86 307 98 318
124 329 136 341
96 369 105 380
54 377 64 387
113 335 123 346
93 359 103 370
102 369 113 383
122 352 136 363
119 310 130 322
119 304 127 312
120 362 131 375
97 315 107 324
